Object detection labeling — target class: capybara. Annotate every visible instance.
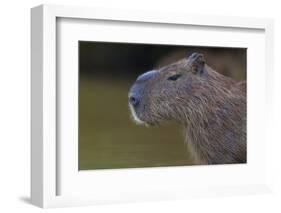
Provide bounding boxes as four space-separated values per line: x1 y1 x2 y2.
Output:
128 53 246 164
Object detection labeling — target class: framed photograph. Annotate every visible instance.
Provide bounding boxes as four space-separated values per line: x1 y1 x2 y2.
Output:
31 4 274 208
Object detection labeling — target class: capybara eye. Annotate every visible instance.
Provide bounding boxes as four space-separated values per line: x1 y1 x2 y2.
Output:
167 74 181 81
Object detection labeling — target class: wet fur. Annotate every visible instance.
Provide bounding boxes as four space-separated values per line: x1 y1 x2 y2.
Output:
129 53 246 164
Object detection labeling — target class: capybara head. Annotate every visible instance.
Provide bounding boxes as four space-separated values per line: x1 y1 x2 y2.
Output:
128 52 226 126
129 53 213 125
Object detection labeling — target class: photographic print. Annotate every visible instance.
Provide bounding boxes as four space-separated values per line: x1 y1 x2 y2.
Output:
79 42 246 170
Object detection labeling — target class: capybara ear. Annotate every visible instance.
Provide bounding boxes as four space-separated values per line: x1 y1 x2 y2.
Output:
187 53 206 74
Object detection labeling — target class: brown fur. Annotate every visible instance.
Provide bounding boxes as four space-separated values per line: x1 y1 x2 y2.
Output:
129 53 246 164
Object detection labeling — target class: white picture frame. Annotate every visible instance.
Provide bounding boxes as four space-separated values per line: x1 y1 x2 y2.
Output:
31 4 274 208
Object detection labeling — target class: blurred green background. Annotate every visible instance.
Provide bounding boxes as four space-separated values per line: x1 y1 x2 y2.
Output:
79 41 246 170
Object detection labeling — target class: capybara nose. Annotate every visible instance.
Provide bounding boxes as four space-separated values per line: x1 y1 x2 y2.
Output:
129 96 140 107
